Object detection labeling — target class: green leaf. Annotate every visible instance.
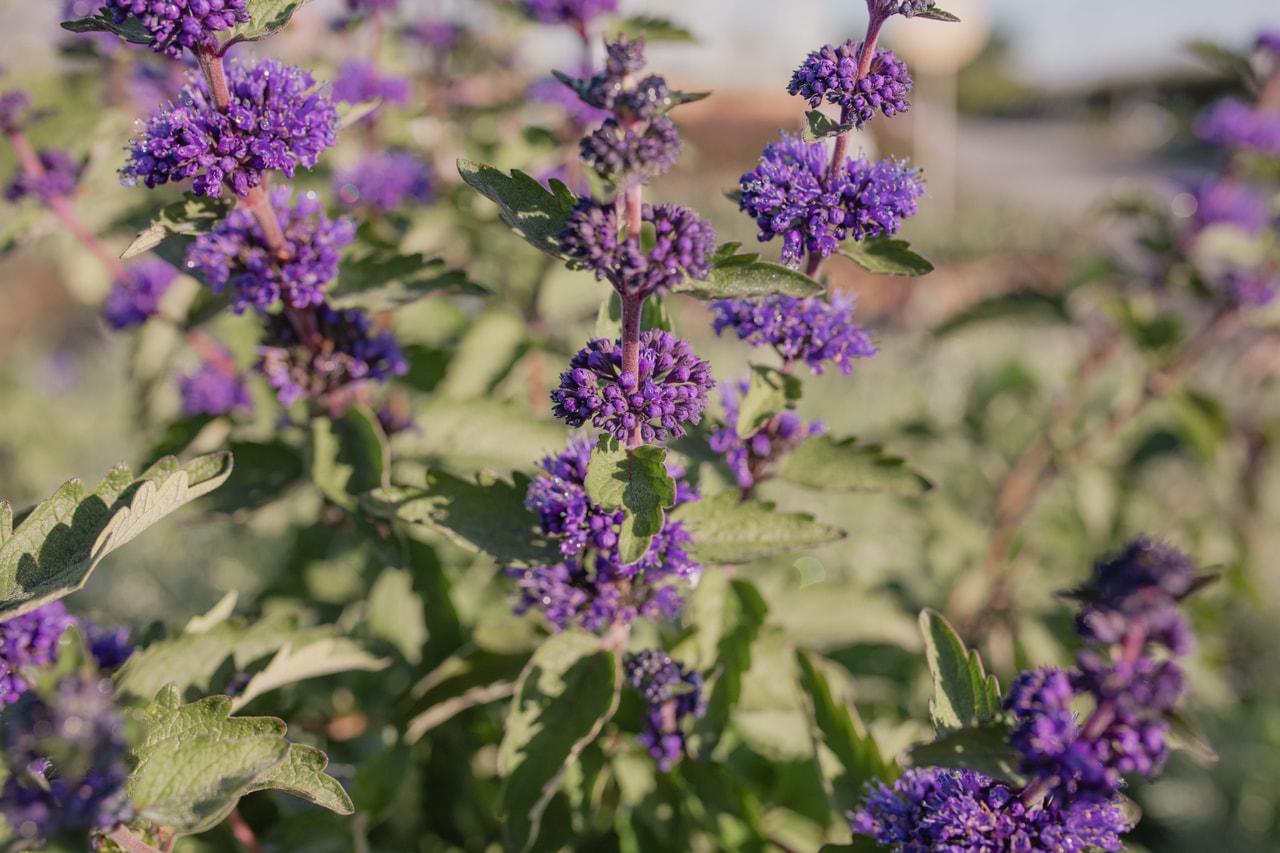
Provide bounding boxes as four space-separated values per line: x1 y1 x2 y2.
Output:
0 454 232 620
130 685 290 835
670 493 845 565
308 407 388 510
919 609 1001 735
614 15 696 42
839 237 934 276
1169 389 1231 460
367 568 427 665
245 743 354 814
121 194 233 260
933 291 1070 338
229 636 389 713
328 251 489 312
498 632 620 853
436 310 527 400
902 722 1022 784
803 110 855 143
673 243 823 300
228 0 316 42
584 436 677 564
457 160 578 259
401 647 529 743
795 651 895 813
819 837 882 853
776 435 932 495
361 472 560 566
735 365 802 439
60 13 153 45
914 6 962 21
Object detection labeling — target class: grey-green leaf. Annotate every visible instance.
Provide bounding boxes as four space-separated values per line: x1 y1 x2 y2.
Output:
122 194 233 259
584 436 676 564
457 159 578 259
839 238 934 276
228 0 316 42
919 609 1001 735
0 454 233 620
670 493 845 565
367 568 427 665
803 110 855 143
614 15 696 42
498 632 619 853
914 6 962 22
229 637 389 713
673 243 824 300
329 251 489 312
933 291 1070 338
308 407 388 510
902 722 1023 784
361 472 560 566
735 365 802 439
776 435 932 495
60 13 153 45
245 743 354 814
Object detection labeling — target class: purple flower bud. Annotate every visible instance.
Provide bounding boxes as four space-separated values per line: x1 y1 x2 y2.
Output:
1195 98 1280 156
0 90 34 135
330 60 411 124
4 150 81 205
711 291 876 376
178 356 253 417
789 42 912 129
624 649 705 771
579 115 681 185
103 0 249 58
102 260 178 330
0 603 75 706
520 0 618 27
709 377 825 489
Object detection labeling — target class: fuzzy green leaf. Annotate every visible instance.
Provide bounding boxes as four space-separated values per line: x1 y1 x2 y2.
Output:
0 454 232 620
839 238 934 276
670 493 845 565
614 15 696 42
915 6 962 21
803 110 855 143
367 568 427 665
902 722 1023 784
673 242 823 299
933 291 1070 338
229 637 389 712
457 160 578 259
776 435 932 495
60 13 153 45
498 632 619 853
920 609 1001 735
329 251 489 311
361 473 560 566
735 365 802 439
228 0 316 42
122 194 233 260
584 436 676 564
130 685 290 835
308 407 388 510
401 648 529 743
245 743 354 814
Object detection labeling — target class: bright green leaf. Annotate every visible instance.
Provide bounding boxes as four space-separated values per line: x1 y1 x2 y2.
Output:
839 238 934 276
902 722 1023 784
308 407 388 510
245 744 354 815
735 365 802 439
673 243 823 300
776 435 932 495
803 110 855 143
229 636 389 712
228 0 316 42
401 647 529 743
457 160 578 259
328 251 489 312
919 609 1001 735
670 493 845 565
121 194 233 259
436 310 527 400
367 568 427 665
584 436 676 564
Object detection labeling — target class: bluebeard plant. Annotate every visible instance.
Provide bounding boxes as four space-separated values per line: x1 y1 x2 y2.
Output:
101 259 177 329
331 60 411 125
334 150 434 212
0 603 75 706
521 0 617 27
712 291 876 375
179 357 253 416
105 0 249 58
624 649 706 771
4 149 80 204
1195 99 1280 157
789 41 912 129
710 378 825 490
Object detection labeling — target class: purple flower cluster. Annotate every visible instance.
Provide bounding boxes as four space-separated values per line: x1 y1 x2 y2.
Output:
1224 269 1278 307
85 624 134 671
709 378 825 489
580 116 682 185
0 91 34 135
334 150 434 212
551 331 715 443
1187 178 1271 237
712 291 876 375
104 0 249 58
179 358 253 416
1195 99 1280 156
121 58 339 197
4 150 80 204
0 675 133 841
739 133 924 268
624 649 706 771
186 186 355 312
1004 539 1197 806
258 306 407 407
561 199 716 298
101 259 177 329
520 0 617 26
330 60 411 124
788 42 912 128
850 767 1130 853
0 603 75 706
407 20 466 51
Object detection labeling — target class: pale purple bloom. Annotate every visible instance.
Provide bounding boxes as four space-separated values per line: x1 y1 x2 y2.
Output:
331 60 410 124
334 150 433 212
530 67 611 128
520 0 617 26
1195 99 1280 156
1188 178 1271 236
625 650 705 771
258 306 407 407
1224 269 1278 307
179 358 252 417
4 150 80 204
711 291 876 376
102 259 177 329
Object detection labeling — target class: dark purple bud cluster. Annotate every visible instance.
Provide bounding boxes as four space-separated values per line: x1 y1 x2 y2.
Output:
579 116 682 185
101 259 178 330
521 0 618 27
0 603 75 706
561 199 716 298
186 186 355 313
0 675 133 842
788 42 912 129
1195 99 1280 157
85 624 134 671
1224 269 1278 307
258 306 408 407
121 58 340 198
4 150 81 204
104 0 249 59
1004 539 1198 806
850 767 1131 853
711 291 876 376
866 0 936 18
551 331 715 443
334 150 434 212
179 357 253 416
739 133 924 268
0 91 34 135
624 649 706 771
709 377 825 490
331 60 411 125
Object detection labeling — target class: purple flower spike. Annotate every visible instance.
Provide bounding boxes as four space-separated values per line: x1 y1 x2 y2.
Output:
850 767 1131 852
186 186 355 313
334 150 434 212
624 649 706 771
711 291 876 376
551 331 715 444
121 58 339 198
104 0 249 58
788 42 912 128
331 60 411 124
102 260 178 330
1195 99 1280 156
520 0 618 26
0 603 76 706
709 377 825 489
1074 538 1196 655
179 358 253 417
4 150 81 204
0 91 34 135
1188 178 1271 236
579 115 682 185
258 306 407 407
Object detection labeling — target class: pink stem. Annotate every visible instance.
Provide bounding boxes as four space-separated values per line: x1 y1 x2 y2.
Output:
105 826 165 853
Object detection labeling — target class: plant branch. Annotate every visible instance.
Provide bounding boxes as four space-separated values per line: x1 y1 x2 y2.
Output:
105 826 165 853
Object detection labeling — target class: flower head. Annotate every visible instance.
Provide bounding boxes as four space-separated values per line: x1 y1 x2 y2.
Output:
520 0 617 26
4 150 80 204
0 91 35 135
551 332 715 443
1073 538 1196 654
104 0 249 58
102 260 177 330
258 306 407 407
1187 178 1271 236
711 291 876 375
709 377 825 489
178 358 253 417
788 42 912 128
186 186 355 312
330 60 410 124
334 150 434 212
1224 269 1278 307
121 58 339 198
1195 98 1280 156
0 603 75 706
625 649 705 770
